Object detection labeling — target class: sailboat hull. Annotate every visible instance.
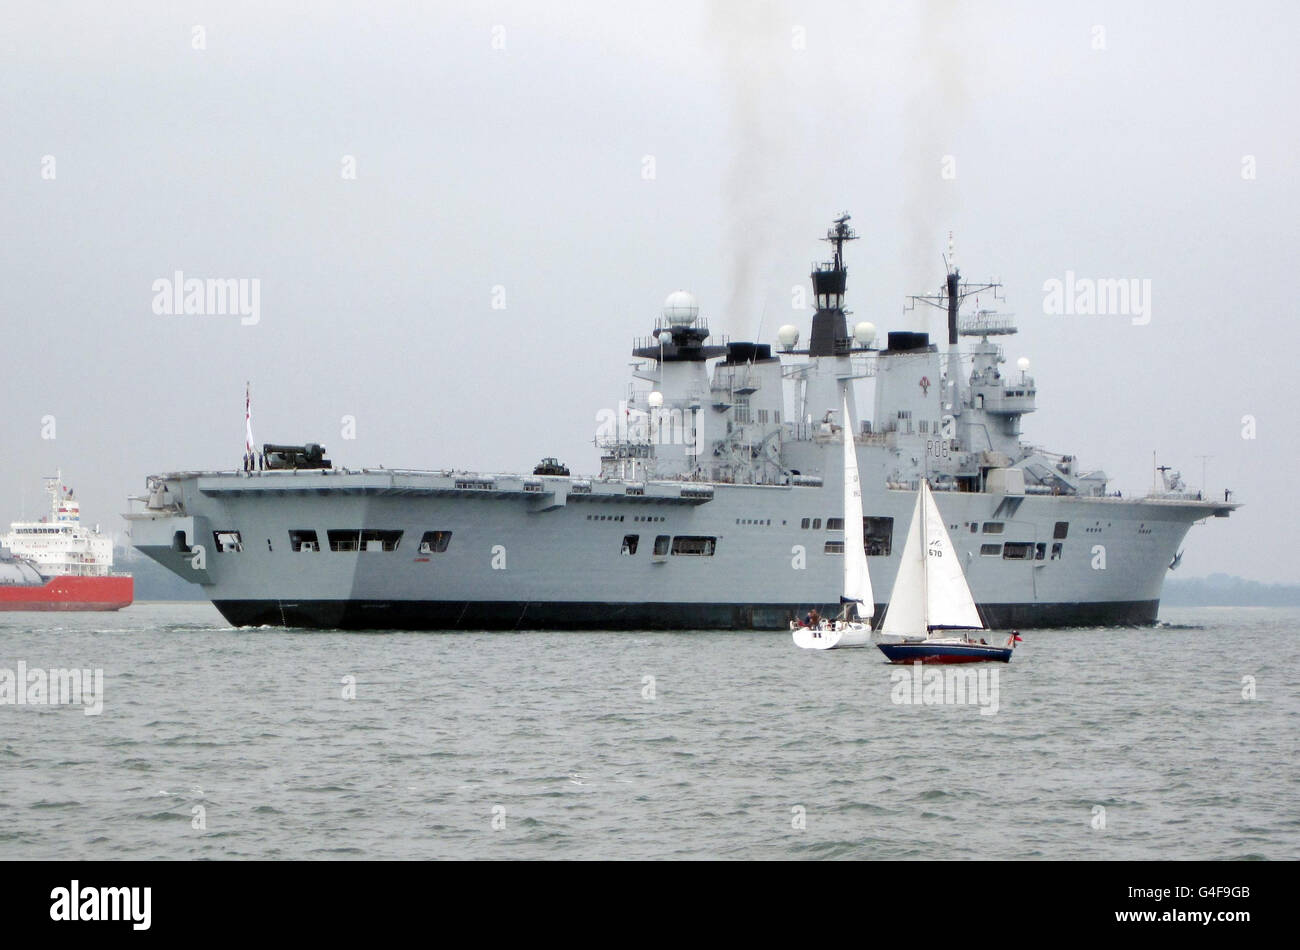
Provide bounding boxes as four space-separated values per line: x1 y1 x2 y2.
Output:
792 622 872 650
878 641 1013 664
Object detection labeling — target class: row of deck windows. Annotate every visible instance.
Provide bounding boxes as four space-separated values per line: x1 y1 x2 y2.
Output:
801 517 846 530
214 528 722 560
214 530 453 554
979 541 1064 560
793 517 896 556
589 515 672 523
213 519 1075 559
798 517 848 530
620 535 717 557
966 521 1068 539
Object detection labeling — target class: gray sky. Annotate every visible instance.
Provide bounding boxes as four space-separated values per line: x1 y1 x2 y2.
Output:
2 1 1295 582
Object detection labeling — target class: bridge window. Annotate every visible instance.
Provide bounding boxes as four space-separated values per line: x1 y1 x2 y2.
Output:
980 543 1003 556
1003 542 1033 560
653 535 671 557
864 517 893 557
812 518 822 530
670 536 716 556
328 530 361 552
361 529 403 552
983 522 1004 534
800 518 810 529
826 517 844 530
621 535 639 556
1054 521 1069 539
213 530 243 553
1035 542 1046 560
418 531 453 553
289 529 319 552
1051 542 1063 560
824 540 845 554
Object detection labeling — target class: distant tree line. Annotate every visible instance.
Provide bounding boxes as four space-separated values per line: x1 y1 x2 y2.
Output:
1162 574 1300 607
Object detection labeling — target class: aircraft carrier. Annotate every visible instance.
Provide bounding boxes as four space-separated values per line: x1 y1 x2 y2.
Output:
126 216 1236 630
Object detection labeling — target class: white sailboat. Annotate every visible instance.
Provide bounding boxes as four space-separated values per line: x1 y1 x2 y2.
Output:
792 393 874 650
877 479 1020 663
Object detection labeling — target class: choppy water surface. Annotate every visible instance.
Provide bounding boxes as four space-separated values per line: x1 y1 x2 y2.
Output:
1 603 1296 859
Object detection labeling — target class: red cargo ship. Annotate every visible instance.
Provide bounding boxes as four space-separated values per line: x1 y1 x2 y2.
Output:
0 472 133 611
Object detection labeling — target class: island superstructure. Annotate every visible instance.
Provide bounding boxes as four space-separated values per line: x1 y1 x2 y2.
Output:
125 216 1235 630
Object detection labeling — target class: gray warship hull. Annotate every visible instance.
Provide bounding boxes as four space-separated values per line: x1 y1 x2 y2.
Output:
126 468 1231 630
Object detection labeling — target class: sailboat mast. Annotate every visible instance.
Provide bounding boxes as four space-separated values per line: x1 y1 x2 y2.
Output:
838 389 872 621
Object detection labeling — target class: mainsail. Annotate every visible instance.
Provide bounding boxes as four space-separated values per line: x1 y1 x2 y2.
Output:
840 393 872 618
880 480 983 635
880 487 927 636
920 480 983 629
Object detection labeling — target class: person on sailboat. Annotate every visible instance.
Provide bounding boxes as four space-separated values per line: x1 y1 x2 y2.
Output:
806 608 821 628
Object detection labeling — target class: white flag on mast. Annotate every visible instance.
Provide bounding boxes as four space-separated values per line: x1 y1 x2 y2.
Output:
245 382 255 456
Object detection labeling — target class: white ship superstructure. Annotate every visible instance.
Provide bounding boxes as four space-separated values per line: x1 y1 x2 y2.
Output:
2 472 133 611
5 472 115 577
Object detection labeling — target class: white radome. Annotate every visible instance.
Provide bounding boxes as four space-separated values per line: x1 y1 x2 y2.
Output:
777 324 800 350
1017 357 1031 372
662 290 699 326
854 321 877 346
648 391 664 408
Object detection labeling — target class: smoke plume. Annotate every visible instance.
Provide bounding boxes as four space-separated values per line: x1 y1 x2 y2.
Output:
708 0 791 342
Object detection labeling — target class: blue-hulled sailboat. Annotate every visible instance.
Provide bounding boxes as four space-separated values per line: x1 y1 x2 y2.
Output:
876 479 1022 664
